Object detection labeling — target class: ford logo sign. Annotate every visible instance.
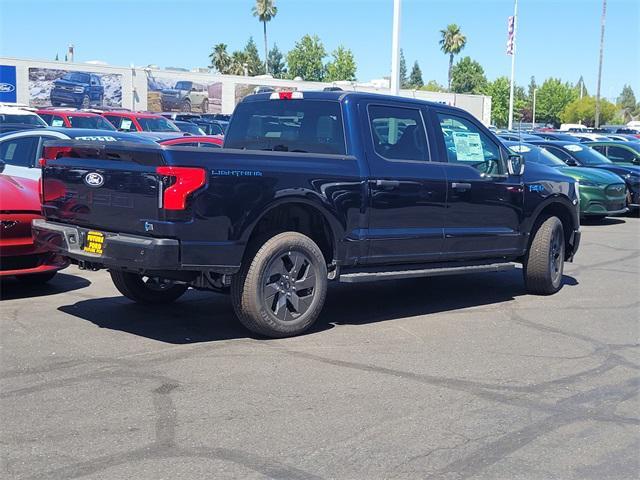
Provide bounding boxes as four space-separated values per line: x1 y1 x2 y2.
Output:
84 172 104 187
0 83 15 93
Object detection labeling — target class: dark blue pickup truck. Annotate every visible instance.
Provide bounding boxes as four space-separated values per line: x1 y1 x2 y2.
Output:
34 91 581 337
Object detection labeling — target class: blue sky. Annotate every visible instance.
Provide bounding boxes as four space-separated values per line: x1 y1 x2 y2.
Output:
1 0 638 101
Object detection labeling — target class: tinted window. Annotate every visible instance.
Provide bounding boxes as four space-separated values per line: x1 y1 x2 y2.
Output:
225 100 346 155
39 113 53 125
137 117 180 132
607 146 636 162
0 114 46 126
437 113 504 174
0 137 39 167
104 115 121 129
543 146 574 162
508 144 565 167
67 115 116 130
62 72 90 83
175 81 192 90
368 105 429 161
561 144 611 165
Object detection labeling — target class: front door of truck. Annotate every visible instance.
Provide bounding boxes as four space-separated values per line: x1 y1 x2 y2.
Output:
360 101 447 265
431 110 525 259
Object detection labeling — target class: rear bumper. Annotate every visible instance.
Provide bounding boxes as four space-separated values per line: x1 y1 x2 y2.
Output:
33 219 181 273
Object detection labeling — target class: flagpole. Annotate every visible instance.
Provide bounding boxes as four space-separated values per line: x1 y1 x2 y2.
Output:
390 0 402 96
507 0 518 130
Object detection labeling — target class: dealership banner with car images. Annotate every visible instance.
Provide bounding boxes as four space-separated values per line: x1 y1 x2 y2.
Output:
146 73 222 113
28 68 123 108
234 84 297 104
0 65 17 103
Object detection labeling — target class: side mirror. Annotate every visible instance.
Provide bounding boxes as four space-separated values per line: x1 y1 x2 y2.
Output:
566 158 579 167
507 153 525 175
0 159 5 174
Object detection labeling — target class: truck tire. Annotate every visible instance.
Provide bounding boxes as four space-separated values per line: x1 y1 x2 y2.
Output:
110 270 188 304
231 232 328 338
81 95 90 109
524 216 565 295
201 99 209 113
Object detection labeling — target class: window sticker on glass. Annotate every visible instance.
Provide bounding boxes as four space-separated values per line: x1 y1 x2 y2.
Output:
452 131 485 161
120 119 133 130
565 144 583 152
510 145 531 153
51 119 65 127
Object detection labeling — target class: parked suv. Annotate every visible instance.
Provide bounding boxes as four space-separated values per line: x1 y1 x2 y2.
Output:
161 81 208 113
50 72 104 109
37 109 116 130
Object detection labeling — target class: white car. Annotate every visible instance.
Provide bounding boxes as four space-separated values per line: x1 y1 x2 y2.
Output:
0 128 157 180
0 105 47 133
566 132 612 143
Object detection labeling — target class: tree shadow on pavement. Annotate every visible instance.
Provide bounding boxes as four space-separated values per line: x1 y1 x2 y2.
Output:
56 268 578 344
0 272 91 300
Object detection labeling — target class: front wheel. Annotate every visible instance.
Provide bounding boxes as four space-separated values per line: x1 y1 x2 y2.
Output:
523 216 565 295
80 95 90 109
231 232 328 338
110 270 188 304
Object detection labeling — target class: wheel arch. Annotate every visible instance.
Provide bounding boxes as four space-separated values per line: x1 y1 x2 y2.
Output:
526 196 578 260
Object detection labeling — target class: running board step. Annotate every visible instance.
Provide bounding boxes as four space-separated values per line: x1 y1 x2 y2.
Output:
339 263 516 283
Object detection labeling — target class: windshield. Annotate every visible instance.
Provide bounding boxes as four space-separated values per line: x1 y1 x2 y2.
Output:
0 113 47 126
174 81 192 90
67 115 116 130
137 117 180 132
177 122 205 135
62 72 90 83
562 144 612 165
225 99 346 155
509 144 566 167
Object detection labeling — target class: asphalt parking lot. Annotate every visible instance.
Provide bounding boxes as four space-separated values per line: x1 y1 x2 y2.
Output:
1 216 639 480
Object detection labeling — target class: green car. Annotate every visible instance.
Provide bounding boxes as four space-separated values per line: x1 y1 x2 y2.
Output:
505 142 628 219
586 141 640 166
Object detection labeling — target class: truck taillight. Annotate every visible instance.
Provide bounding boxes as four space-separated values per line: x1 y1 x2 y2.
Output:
156 166 206 210
40 146 74 167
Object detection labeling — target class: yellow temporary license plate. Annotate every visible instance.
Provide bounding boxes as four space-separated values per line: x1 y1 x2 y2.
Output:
83 231 105 255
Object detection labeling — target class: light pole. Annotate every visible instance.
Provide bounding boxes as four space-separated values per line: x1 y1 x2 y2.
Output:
390 0 402 96
595 0 607 128
507 0 518 130
532 87 538 126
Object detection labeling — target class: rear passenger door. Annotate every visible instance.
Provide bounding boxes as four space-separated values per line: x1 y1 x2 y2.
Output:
361 101 447 264
432 110 525 259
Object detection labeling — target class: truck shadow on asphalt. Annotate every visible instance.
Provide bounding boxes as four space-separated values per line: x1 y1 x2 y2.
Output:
0 273 91 300
580 217 627 226
57 269 578 344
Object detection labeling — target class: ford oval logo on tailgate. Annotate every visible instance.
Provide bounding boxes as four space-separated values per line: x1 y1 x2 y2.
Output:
84 172 104 187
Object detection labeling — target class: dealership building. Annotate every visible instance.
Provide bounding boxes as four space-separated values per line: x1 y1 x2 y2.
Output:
0 56 492 124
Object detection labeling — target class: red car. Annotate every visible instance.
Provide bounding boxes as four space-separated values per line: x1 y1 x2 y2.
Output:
157 135 223 147
36 109 117 130
0 169 67 283
100 111 181 134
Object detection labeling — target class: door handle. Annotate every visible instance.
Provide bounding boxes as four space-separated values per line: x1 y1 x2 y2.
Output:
451 182 472 191
375 179 400 188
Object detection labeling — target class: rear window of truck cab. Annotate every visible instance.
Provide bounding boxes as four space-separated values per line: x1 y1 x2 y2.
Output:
225 100 346 155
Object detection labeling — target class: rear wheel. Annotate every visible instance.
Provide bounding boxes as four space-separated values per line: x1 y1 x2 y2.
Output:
201 99 209 113
524 216 565 295
231 232 328 338
16 271 57 285
110 270 188 304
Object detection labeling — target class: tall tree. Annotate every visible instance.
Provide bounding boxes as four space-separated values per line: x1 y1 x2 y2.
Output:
618 85 636 111
561 96 616 127
252 0 278 74
535 78 579 127
399 48 408 89
595 0 607 127
209 43 231 73
575 76 589 98
450 56 486 94
527 76 537 100
421 80 446 92
408 61 423 88
244 37 265 75
286 34 326 81
267 44 286 78
228 51 250 76
483 77 527 127
325 46 357 82
439 24 467 90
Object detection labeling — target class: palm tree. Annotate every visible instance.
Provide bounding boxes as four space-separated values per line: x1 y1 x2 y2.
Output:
439 24 467 90
252 0 278 74
209 43 230 74
228 51 250 76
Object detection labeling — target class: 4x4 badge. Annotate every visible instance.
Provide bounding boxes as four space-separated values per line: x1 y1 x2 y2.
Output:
84 172 104 187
